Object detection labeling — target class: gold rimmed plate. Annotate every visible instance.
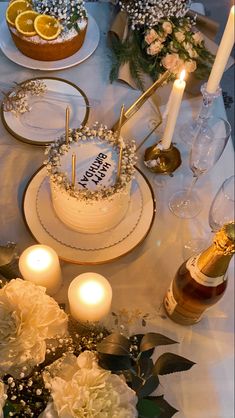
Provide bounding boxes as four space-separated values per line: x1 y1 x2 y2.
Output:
1 77 89 146
22 166 156 264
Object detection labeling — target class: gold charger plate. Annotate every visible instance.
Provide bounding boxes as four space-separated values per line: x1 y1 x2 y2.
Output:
1 77 89 146
22 166 156 264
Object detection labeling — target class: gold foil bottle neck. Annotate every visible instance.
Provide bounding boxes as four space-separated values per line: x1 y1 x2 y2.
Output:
214 222 235 256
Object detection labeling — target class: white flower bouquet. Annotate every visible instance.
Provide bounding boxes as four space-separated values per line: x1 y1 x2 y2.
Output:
110 0 214 89
0 278 195 417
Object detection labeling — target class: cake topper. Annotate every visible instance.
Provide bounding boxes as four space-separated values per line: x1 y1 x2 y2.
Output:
65 105 70 145
117 104 125 181
72 153 77 189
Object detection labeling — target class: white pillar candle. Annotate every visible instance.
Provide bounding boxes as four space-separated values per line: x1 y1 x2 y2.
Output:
19 245 62 295
207 6 235 94
68 272 112 322
161 70 186 150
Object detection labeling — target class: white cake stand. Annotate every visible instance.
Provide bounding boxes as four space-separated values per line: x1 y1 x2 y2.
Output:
22 166 156 264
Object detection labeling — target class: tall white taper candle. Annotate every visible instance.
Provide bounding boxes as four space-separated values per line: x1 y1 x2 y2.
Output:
207 6 235 94
161 70 186 150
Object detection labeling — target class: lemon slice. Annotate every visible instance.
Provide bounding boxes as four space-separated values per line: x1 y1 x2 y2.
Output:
15 10 38 36
6 0 32 26
34 14 61 41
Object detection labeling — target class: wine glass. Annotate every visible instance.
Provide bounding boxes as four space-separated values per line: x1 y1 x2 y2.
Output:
182 175 235 260
209 175 235 232
169 116 231 218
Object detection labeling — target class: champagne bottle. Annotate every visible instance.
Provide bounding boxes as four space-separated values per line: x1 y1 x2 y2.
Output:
164 222 235 325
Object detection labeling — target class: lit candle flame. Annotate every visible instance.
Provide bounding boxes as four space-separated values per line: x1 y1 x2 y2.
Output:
27 248 52 271
180 69 186 82
79 280 104 305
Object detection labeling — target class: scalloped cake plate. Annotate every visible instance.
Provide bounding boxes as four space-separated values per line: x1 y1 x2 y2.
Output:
22 166 156 264
1 77 89 145
0 14 100 70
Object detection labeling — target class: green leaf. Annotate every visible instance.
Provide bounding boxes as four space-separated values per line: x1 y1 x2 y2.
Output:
130 334 154 359
147 396 178 418
3 401 20 416
74 22 80 33
153 353 196 376
138 357 154 379
131 374 143 392
98 353 132 371
137 398 162 418
140 333 178 352
137 375 159 399
97 333 130 356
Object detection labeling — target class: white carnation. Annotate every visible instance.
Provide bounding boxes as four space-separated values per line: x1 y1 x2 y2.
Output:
0 381 6 418
41 351 137 418
0 279 68 378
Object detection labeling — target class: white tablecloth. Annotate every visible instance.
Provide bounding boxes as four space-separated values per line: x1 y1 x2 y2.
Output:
0 3 234 417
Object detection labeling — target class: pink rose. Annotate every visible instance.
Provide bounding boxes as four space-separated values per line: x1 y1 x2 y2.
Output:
183 42 198 58
192 31 204 45
161 53 184 74
147 41 163 56
175 31 185 42
184 60 197 73
144 29 158 45
162 21 172 34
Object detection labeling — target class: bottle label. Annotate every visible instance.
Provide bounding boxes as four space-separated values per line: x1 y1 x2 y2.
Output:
186 255 226 287
164 282 177 315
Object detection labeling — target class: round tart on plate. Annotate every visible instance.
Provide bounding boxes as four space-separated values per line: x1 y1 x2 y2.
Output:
6 0 88 61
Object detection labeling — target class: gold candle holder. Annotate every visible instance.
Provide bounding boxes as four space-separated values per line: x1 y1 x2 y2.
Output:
144 142 182 175
112 71 170 132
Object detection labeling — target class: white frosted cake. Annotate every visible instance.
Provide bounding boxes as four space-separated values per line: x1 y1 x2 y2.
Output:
46 124 136 234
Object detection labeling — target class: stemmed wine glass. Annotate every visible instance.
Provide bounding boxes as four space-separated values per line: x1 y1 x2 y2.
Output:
209 175 235 232
182 175 235 260
169 116 231 218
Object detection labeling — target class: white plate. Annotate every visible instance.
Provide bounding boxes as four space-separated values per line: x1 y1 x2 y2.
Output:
23 167 156 264
1 77 89 145
0 14 99 71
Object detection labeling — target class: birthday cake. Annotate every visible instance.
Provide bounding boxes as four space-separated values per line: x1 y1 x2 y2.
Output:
6 0 88 61
46 124 136 234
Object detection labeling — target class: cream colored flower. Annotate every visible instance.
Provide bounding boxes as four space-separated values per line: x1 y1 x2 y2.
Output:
145 28 158 45
183 42 198 58
42 351 137 418
174 31 185 42
184 60 197 73
162 21 172 34
192 31 204 45
147 41 163 56
0 381 6 418
0 279 68 378
161 53 184 74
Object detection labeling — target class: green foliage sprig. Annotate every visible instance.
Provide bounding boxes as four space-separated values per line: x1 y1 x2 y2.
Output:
97 332 195 418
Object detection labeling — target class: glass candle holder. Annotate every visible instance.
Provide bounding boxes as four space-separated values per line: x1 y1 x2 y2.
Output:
180 82 222 145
